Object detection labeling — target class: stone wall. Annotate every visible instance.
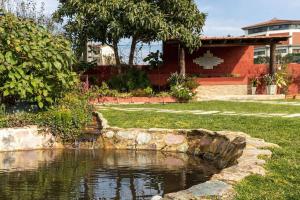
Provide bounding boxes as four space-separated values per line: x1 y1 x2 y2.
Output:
99 127 246 169
0 126 61 152
95 112 279 200
196 84 249 97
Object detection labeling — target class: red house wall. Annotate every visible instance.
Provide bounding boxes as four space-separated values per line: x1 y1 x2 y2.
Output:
83 42 300 95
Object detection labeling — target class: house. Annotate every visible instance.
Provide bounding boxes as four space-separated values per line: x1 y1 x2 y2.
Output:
86 43 116 65
242 19 300 58
147 35 299 97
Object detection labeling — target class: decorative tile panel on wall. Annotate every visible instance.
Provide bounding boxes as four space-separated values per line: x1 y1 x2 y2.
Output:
193 50 224 69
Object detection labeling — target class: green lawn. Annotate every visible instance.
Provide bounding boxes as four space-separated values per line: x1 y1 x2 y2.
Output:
108 100 300 114
99 101 300 200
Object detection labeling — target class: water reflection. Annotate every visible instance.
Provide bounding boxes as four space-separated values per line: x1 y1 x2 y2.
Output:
0 150 219 200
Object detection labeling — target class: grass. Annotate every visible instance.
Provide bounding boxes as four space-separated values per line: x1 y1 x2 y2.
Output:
109 100 300 114
98 101 300 200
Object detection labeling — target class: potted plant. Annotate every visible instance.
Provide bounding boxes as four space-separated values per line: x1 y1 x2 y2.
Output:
250 77 261 95
263 74 277 95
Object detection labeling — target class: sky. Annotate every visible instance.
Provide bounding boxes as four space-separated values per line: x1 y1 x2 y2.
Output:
37 0 300 36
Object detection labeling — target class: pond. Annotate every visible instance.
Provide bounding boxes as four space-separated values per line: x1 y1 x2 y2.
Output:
0 149 220 200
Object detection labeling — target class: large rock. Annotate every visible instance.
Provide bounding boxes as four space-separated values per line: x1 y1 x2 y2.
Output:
164 134 185 145
136 132 152 145
164 180 235 200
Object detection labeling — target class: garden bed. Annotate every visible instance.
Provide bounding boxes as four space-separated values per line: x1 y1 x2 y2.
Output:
90 96 177 104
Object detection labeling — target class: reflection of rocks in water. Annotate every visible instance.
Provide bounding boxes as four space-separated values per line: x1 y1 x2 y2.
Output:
0 149 219 200
0 150 62 172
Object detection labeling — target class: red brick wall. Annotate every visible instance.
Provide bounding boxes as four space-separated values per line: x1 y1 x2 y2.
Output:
293 32 300 45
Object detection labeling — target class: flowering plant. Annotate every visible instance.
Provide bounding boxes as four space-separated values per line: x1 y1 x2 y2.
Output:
170 85 195 102
263 74 276 86
250 77 261 87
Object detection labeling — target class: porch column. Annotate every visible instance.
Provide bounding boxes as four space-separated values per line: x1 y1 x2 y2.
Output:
269 43 276 75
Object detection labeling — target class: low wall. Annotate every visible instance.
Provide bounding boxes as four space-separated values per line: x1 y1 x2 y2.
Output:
195 84 249 97
94 112 279 200
100 127 245 169
0 113 279 200
0 126 62 152
90 96 177 105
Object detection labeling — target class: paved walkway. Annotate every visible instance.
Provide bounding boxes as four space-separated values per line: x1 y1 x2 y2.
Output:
229 100 300 106
97 106 300 118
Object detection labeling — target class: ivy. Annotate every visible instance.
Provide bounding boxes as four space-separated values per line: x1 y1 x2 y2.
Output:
0 12 78 108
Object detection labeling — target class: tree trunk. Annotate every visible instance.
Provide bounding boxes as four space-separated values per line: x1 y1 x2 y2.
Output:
83 40 88 62
129 36 138 67
179 47 186 76
112 40 121 73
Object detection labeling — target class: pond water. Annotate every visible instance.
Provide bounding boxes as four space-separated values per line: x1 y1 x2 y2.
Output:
0 149 219 200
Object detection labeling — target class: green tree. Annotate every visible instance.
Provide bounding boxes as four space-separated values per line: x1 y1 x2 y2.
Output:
0 12 78 108
54 0 206 71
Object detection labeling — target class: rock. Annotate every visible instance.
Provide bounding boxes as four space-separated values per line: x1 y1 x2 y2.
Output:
103 131 115 138
151 195 163 200
116 131 136 140
95 112 109 129
165 180 235 200
164 134 185 145
188 180 234 199
136 132 152 145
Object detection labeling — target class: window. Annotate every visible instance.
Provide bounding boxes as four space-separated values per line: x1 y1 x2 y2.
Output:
291 24 300 29
254 50 266 56
248 27 268 34
269 24 290 31
293 49 300 54
276 49 287 54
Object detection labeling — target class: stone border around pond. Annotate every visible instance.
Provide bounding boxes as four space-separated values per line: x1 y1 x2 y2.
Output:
0 113 279 200
95 112 279 200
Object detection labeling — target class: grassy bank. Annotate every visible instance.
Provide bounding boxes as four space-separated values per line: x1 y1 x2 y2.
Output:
98 101 300 200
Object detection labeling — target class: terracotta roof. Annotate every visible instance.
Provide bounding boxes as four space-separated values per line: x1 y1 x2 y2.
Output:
166 35 290 47
200 35 289 40
199 35 290 46
242 18 300 30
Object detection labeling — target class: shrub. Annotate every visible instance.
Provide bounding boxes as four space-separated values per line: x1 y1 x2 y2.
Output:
108 68 151 92
167 72 199 90
170 85 195 102
168 72 186 87
184 77 199 90
143 50 163 69
167 73 198 102
131 87 153 97
0 89 94 142
0 13 77 108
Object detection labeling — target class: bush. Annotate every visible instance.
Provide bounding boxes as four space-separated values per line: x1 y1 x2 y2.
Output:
167 72 199 90
184 77 199 90
168 72 186 87
131 87 153 97
0 89 94 142
143 50 163 69
108 68 151 92
170 85 195 102
0 13 77 108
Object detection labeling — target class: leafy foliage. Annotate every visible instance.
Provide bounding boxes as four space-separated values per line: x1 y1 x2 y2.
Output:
131 87 154 97
143 50 163 69
0 13 77 108
0 90 94 142
108 68 151 92
170 85 195 102
167 73 198 102
54 0 206 62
